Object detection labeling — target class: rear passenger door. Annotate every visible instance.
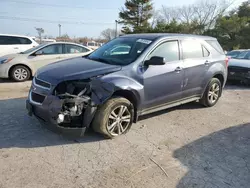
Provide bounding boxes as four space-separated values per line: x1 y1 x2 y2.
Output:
181 39 211 98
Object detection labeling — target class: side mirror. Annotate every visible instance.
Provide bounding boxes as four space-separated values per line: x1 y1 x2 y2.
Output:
144 56 166 66
35 50 43 56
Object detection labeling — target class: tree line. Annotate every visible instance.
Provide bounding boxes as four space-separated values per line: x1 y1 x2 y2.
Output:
101 0 250 50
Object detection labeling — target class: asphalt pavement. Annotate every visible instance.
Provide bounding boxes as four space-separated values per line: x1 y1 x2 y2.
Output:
0 79 249 188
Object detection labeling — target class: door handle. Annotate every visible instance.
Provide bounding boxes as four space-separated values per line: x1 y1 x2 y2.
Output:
205 60 210 66
175 67 183 72
14 47 19 49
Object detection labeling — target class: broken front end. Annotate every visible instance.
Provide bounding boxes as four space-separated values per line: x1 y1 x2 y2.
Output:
26 77 114 137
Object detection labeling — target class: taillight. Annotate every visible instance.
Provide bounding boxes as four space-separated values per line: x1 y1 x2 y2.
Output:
225 57 229 67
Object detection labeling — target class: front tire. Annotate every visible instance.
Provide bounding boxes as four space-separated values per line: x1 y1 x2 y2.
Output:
10 65 31 82
92 97 134 139
200 78 222 107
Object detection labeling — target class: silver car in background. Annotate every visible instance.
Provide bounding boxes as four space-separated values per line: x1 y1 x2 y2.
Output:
0 42 92 82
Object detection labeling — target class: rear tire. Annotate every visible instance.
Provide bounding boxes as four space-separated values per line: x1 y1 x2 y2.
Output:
200 78 222 107
92 97 134 139
10 65 31 82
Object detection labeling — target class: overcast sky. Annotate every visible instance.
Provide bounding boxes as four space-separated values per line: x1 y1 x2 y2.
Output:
0 0 246 38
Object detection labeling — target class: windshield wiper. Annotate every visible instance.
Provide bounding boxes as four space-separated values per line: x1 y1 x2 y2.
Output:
88 57 112 64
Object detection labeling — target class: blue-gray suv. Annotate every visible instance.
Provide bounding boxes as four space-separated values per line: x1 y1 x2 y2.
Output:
26 34 228 138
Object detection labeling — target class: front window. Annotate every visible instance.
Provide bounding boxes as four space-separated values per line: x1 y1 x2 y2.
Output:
36 44 63 55
21 43 47 54
87 37 153 65
146 40 179 62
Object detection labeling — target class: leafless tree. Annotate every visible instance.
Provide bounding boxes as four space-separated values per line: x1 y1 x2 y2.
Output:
159 6 179 23
158 0 235 33
101 28 121 41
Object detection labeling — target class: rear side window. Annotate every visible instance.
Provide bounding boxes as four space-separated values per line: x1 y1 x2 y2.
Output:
0 36 32 45
18 37 32 44
182 40 203 59
65 44 89 53
147 40 180 62
206 40 224 55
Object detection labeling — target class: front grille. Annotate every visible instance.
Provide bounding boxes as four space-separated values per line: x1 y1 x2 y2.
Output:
34 77 51 89
228 66 250 73
31 92 45 104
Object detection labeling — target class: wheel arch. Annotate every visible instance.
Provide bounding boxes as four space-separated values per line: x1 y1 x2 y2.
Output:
8 64 33 78
202 72 225 98
112 89 140 123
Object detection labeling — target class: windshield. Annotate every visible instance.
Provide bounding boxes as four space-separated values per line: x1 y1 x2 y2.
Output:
234 51 250 59
87 37 153 65
227 50 242 57
21 43 47 54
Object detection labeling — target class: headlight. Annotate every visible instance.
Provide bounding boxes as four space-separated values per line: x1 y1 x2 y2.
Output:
0 58 13 64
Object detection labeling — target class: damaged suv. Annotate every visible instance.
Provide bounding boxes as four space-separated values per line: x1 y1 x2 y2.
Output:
26 34 227 138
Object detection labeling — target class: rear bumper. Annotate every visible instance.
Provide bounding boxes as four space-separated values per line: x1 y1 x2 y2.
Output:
26 97 87 138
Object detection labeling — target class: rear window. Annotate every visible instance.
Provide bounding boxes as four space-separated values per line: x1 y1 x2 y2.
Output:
206 40 224 55
0 36 32 45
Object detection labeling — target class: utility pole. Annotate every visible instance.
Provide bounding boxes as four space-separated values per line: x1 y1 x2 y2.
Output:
115 20 118 38
58 24 61 37
35 27 44 44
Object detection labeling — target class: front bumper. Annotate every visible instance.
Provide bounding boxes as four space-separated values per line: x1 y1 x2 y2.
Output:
0 63 12 78
227 72 250 83
26 93 89 138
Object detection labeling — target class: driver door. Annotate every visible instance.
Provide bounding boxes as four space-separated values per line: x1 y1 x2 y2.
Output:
142 40 184 110
28 44 63 72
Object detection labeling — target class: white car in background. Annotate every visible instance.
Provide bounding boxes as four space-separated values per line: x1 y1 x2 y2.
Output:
0 42 93 82
0 34 39 56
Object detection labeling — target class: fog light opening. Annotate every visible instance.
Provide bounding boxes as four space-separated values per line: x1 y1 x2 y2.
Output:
57 114 65 124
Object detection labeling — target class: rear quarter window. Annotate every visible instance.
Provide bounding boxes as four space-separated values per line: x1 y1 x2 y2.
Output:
206 40 224 55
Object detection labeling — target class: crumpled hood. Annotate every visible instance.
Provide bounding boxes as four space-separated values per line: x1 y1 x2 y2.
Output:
228 59 250 68
36 57 122 85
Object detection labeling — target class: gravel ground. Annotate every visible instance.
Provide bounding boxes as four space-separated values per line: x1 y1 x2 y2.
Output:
0 79 249 188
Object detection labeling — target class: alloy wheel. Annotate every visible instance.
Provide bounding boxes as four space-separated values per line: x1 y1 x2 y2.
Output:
208 83 220 104
107 105 131 136
14 68 28 81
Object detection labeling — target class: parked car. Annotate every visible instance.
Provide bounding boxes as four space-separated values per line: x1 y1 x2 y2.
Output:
33 38 57 44
26 33 227 138
228 50 250 84
0 34 38 56
0 42 92 81
85 41 103 50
